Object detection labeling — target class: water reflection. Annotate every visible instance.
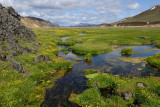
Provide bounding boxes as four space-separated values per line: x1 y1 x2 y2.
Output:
42 44 160 107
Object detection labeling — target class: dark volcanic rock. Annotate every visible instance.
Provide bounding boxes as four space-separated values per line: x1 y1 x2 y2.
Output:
0 3 4 9
0 3 37 72
0 3 36 44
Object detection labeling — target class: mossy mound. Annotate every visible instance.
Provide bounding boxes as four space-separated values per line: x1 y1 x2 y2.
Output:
69 71 160 107
147 54 160 69
121 47 133 56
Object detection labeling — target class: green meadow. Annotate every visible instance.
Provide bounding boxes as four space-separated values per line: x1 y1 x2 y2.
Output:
63 27 160 54
1 27 160 107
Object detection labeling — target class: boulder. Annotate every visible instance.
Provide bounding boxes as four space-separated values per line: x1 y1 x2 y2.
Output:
120 91 133 100
6 56 23 73
34 55 50 65
0 54 7 61
0 4 37 54
0 55 23 73
0 4 39 73
135 82 148 88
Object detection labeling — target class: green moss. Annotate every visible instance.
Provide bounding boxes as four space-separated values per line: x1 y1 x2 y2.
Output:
84 53 92 61
78 88 101 106
63 27 160 55
154 86 160 96
70 72 160 107
2 27 160 106
0 76 35 107
71 45 112 55
147 54 160 68
0 28 75 106
83 69 99 75
121 47 133 55
133 87 158 105
87 75 117 89
105 96 132 107
85 73 99 79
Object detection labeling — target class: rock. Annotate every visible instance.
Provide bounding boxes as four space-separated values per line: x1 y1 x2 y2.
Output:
50 71 56 74
34 55 50 65
135 82 148 88
0 55 24 73
6 6 21 20
6 56 23 73
0 4 39 73
120 91 133 100
0 54 7 61
0 3 4 9
0 4 37 54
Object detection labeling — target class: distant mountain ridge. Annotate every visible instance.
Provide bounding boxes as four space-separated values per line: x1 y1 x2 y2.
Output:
71 23 100 27
21 16 59 28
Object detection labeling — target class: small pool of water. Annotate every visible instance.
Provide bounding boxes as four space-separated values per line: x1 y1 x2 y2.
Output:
61 37 69 42
41 40 160 107
137 37 146 39
79 33 85 36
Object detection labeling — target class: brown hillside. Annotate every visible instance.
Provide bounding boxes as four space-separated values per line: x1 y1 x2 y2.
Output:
110 4 160 26
21 17 59 28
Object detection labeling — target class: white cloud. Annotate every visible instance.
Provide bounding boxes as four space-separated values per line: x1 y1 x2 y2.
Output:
127 2 141 10
0 0 143 26
0 0 12 7
21 12 28 16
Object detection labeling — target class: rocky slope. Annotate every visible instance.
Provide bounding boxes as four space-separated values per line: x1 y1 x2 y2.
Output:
115 4 160 26
21 16 59 28
0 3 37 72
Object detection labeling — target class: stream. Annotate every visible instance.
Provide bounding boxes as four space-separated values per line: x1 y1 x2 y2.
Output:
41 36 160 107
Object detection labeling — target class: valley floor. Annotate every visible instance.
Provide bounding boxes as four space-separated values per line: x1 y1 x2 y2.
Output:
1 27 160 106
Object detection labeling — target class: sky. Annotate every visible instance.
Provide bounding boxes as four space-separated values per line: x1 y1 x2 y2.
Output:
0 0 160 26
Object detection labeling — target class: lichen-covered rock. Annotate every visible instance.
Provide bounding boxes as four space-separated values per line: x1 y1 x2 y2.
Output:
34 55 50 65
120 90 133 100
135 82 148 88
0 54 23 72
7 56 23 73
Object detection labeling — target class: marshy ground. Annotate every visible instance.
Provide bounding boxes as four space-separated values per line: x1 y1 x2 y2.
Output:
1 27 160 107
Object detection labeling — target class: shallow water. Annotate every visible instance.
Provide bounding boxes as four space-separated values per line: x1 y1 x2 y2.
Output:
79 33 85 36
61 37 69 42
41 38 160 107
